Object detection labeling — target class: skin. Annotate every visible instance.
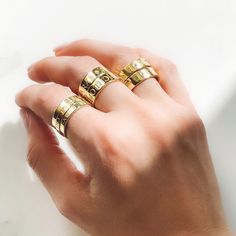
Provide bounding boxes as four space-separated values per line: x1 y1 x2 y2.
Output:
15 39 232 236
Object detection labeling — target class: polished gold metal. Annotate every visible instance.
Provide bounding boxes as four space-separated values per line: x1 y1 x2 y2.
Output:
59 97 88 136
119 58 151 81
52 96 75 133
79 66 118 105
52 95 88 137
124 67 159 90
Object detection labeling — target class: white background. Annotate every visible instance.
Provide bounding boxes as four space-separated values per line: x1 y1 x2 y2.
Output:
0 0 236 235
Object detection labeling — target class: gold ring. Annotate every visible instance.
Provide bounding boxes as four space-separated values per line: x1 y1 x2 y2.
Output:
123 67 159 90
79 66 119 105
52 95 88 137
119 58 151 81
52 96 75 133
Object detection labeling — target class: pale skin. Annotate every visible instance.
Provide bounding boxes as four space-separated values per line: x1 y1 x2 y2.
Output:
15 39 232 236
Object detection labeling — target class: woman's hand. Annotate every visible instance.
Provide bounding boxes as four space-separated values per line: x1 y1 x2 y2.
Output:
16 39 231 236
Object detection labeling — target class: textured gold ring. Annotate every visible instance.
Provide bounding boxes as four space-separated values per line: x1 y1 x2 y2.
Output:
124 67 159 90
79 66 119 105
52 95 88 137
119 58 151 81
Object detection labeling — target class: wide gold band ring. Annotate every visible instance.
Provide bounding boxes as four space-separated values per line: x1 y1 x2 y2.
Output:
52 95 88 137
123 67 159 90
79 66 119 105
119 58 151 81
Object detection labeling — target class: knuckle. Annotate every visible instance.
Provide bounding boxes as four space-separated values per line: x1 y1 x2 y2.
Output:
79 55 97 64
67 58 82 73
68 56 98 75
97 130 121 157
113 46 138 62
34 93 47 109
67 59 80 75
33 84 61 109
27 143 41 169
134 47 151 56
116 45 134 55
96 127 132 162
173 108 206 138
186 113 206 135
163 59 178 74
57 197 76 219
33 57 52 71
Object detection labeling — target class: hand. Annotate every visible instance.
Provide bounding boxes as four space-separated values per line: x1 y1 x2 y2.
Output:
16 39 231 236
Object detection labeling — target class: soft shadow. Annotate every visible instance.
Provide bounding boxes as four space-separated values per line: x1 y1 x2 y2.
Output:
0 120 87 236
207 87 236 230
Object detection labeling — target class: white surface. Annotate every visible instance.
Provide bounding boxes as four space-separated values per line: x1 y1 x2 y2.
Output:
0 0 236 235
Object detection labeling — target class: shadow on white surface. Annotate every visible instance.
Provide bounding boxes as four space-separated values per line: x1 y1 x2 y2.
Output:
207 84 236 230
0 121 87 236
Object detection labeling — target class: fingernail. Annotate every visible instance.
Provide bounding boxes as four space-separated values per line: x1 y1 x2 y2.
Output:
53 43 68 53
20 109 31 130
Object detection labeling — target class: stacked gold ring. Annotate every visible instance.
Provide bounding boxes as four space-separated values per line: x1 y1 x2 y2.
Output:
79 66 119 105
52 95 88 137
119 58 159 90
119 58 151 81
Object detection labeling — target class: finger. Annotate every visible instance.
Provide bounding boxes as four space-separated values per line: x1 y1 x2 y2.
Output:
54 39 169 102
138 49 193 108
55 39 192 107
54 39 134 73
15 83 104 166
20 108 89 218
28 56 138 112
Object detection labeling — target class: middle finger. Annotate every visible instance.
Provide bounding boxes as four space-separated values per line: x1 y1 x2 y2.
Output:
28 56 138 112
